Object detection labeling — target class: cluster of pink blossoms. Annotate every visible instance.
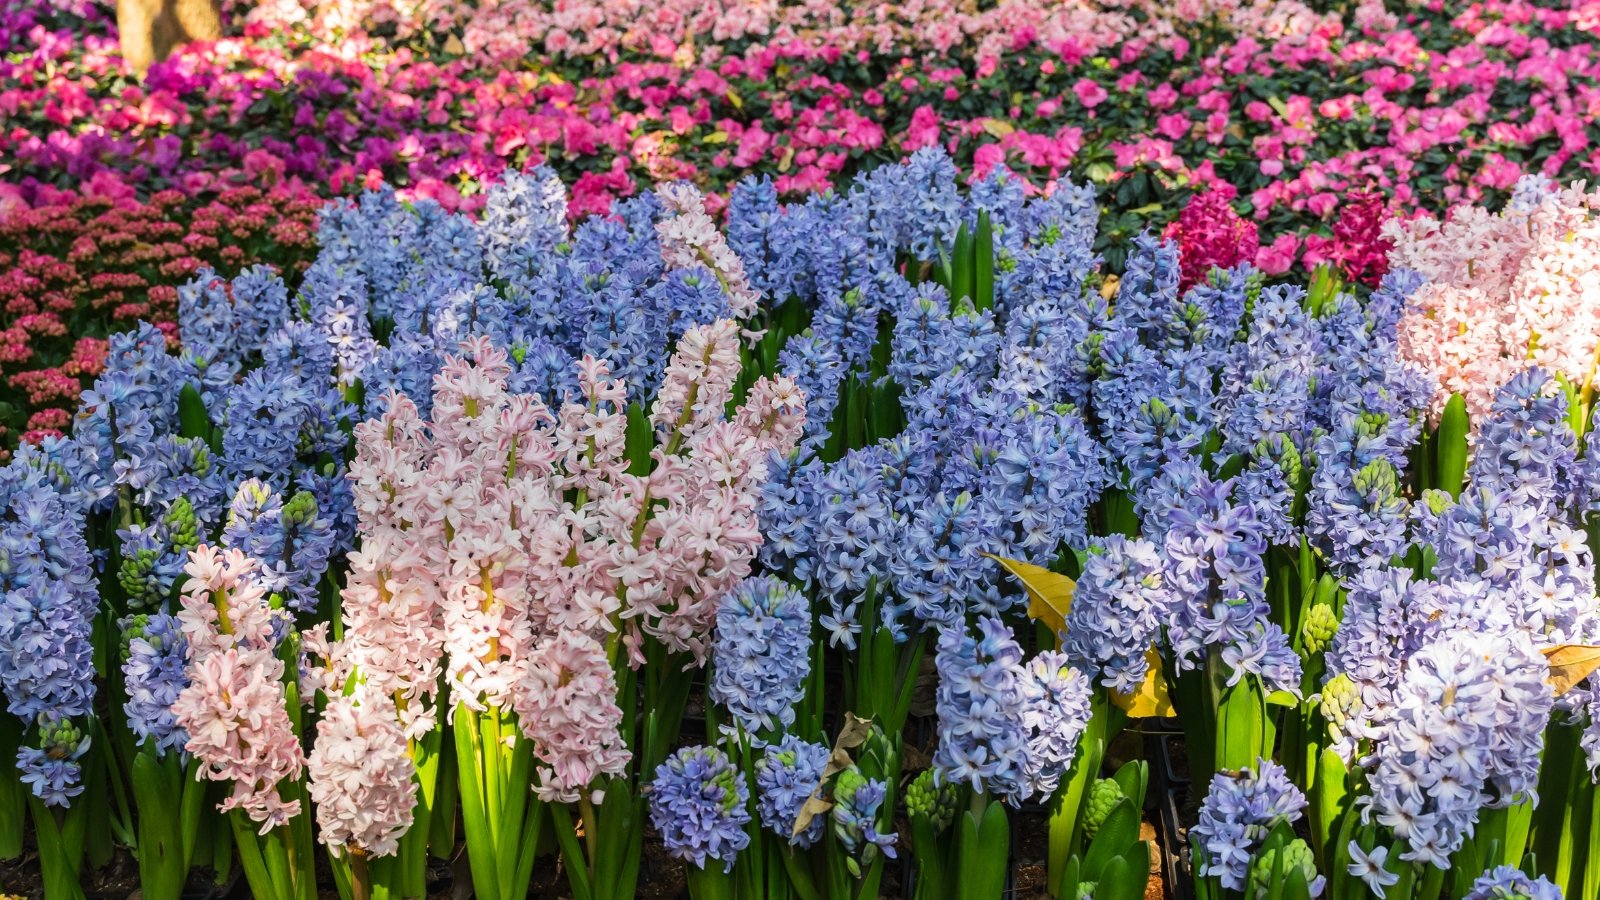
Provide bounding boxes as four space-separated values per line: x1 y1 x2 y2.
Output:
1390 177 1600 425
655 183 761 318
305 687 416 858
170 546 305 833
343 324 803 802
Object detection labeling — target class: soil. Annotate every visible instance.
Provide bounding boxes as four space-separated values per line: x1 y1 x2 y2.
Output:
0 847 148 900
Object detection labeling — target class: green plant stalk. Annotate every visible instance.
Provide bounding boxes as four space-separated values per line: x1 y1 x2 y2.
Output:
974 211 995 312
427 733 458 861
1583 787 1600 900
776 844 823 900
909 814 951 900
1434 394 1470 498
1210 649 1271 774
1 716 27 860
686 861 736 900
453 704 543 900
1310 747 1348 869
1531 720 1583 887
131 748 198 900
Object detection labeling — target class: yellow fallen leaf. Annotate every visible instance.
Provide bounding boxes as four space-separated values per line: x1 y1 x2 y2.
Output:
1111 647 1173 718
777 145 795 173
1099 274 1121 300
981 118 1016 139
442 34 465 55
986 553 1075 635
1543 644 1600 696
702 130 729 145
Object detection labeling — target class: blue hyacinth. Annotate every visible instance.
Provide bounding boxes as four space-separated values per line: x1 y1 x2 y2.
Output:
648 746 752 872
755 734 830 849
1463 866 1563 900
1360 630 1551 869
933 617 1028 801
0 467 97 806
710 577 812 736
830 766 897 873
1062 535 1171 695
121 613 189 755
1192 759 1308 891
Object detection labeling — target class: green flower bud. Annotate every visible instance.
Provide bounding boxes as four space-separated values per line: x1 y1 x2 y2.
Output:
1246 838 1320 899
1301 603 1340 655
1352 458 1398 500
834 767 865 806
1318 674 1360 733
37 715 86 756
164 496 199 551
1084 778 1125 840
904 769 957 832
283 490 319 527
1422 488 1455 516
118 548 163 611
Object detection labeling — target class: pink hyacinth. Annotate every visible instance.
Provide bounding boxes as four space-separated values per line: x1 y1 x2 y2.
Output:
171 547 306 835
655 183 761 318
1389 177 1600 424
328 535 446 741
307 688 416 858
342 327 802 802
651 318 744 444
1164 189 1261 290
176 545 278 659
514 631 631 803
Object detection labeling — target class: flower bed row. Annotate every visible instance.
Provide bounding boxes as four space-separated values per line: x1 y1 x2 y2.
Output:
3 151 1600 899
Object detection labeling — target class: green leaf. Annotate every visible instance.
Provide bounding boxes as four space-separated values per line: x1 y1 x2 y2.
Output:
1083 799 1139 880
974 211 995 312
178 383 211 441
957 800 1009 900
1111 759 1149 810
1435 393 1469 498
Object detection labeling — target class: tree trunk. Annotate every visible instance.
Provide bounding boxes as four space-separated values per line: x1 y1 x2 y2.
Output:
116 0 223 75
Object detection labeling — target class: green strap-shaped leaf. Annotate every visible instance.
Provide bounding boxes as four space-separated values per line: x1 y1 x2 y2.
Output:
1435 393 1470 498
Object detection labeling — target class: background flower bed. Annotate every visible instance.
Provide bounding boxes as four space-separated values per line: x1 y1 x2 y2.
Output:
2 0 1599 450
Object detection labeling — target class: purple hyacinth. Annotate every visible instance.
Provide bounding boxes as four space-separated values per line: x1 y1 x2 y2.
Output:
710 577 812 736
755 735 829 849
1192 759 1308 891
648 746 752 872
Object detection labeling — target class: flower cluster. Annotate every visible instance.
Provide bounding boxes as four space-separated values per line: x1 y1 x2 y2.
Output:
648 745 751 872
1192 760 1308 891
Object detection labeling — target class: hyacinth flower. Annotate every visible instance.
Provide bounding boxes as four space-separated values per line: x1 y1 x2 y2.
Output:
170 545 315 900
1191 759 1316 897
345 324 803 900
922 617 1096 900
121 611 220 900
1388 176 1600 436
648 745 752 900
0 460 101 898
